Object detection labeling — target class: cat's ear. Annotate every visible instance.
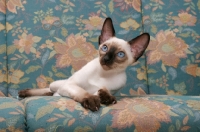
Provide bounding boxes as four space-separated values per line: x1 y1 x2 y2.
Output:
129 33 150 61
99 17 115 45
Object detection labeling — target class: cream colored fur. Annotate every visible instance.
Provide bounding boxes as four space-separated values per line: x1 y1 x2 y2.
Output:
19 18 150 111
50 37 132 102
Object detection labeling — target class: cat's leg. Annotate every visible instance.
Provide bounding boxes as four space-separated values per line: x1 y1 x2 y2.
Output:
49 79 66 93
18 88 53 97
57 83 100 112
97 87 117 105
18 79 66 97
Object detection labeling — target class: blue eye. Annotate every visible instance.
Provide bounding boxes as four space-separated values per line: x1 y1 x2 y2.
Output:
101 45 108 52
117 51 125 58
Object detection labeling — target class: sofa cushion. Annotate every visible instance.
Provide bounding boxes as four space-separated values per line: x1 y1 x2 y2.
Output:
0 0 7 96
6 0 149 97
142 0 200 95
0 97 26 131
23 96 200 131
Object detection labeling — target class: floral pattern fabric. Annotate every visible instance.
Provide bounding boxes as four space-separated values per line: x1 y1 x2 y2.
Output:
23 96 200 132
0 0 200 131
3 0 148 97
0 97 26 131
142 0 200 95
0 0 7 96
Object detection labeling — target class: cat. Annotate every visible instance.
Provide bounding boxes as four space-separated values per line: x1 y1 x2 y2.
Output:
19 17 150 111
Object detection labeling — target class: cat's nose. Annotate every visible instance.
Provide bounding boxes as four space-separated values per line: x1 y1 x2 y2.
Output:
103 55 110 62
103 54 114 64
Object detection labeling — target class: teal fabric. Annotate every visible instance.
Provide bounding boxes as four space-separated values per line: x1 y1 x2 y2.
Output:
5 0 148 97
0 0 200 131
0 0 7 96
23 96 200 132
142 0 200 95
0 97 26 131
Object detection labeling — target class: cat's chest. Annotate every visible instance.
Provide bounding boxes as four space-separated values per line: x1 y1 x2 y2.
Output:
71 58 127 94
85 72 127 94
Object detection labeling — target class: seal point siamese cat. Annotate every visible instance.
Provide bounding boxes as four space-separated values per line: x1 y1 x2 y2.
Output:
19 17 150 112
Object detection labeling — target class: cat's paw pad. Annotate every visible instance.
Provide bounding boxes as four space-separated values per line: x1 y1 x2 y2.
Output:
81 95 100 112
98 89 117 105
18 89 30 97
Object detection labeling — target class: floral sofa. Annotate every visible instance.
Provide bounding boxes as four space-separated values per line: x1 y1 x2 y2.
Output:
0 0 200 131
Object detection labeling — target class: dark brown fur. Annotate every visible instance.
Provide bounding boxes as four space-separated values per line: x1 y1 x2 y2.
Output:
81 95 100 111
98 88 117 105
99 43 128 71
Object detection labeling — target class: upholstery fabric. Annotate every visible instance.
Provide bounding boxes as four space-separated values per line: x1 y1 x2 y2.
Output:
142 0 200 95
23 96 200 132
0 97 26 131
0 0 7 96
5 0 148 97
0 0 200 131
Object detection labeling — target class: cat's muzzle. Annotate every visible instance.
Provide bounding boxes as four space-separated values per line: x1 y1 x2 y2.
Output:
101 53 115 66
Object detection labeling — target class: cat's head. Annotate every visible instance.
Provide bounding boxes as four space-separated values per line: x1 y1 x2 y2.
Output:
98 17 150 71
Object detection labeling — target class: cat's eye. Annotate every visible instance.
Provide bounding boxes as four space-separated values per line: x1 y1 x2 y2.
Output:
101 45 108 52
117 51 125 58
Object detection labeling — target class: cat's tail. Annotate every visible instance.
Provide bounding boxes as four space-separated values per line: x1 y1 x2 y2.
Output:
18 88 53 97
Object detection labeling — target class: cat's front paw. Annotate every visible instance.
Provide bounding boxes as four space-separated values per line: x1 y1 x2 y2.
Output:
98 89 117 105
81 95 100 112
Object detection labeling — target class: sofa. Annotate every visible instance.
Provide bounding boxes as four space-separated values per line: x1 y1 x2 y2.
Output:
0 0 200 131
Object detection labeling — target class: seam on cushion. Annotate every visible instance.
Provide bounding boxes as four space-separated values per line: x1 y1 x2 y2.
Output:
5 1 8 96
140 0 150 94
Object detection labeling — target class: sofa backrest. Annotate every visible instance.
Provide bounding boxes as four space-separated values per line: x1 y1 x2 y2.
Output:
142 0 200 95
0 0 7 96
2 0 200 97
5 0 149 97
